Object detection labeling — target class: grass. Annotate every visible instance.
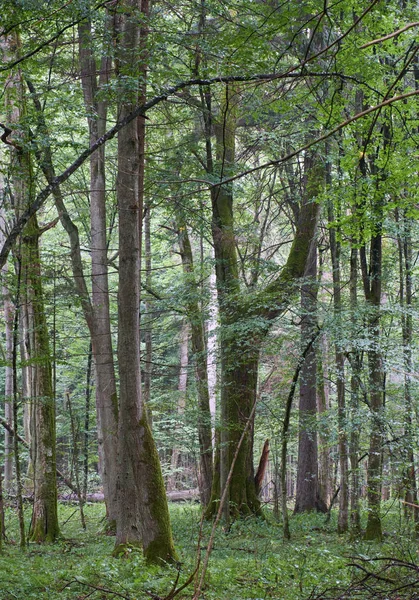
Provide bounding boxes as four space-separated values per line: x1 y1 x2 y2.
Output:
0 500 417 599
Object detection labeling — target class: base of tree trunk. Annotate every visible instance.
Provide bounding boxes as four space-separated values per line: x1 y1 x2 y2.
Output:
294 495 327 515
364 514 382 541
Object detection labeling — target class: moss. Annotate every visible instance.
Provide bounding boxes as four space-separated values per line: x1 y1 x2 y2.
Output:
112 541 142 558
364 513 383 541
139 416 178 564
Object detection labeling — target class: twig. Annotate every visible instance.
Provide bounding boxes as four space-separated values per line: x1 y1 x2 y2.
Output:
61 578 131 599
361 22 419 49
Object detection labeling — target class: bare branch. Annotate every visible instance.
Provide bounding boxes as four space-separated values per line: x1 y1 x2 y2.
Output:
361 22 419 49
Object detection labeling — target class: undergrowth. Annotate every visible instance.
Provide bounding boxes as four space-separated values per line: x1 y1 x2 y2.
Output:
0 500 417 599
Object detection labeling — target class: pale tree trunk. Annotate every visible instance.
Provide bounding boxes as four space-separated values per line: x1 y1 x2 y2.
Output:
25 19 119 524
316 336 331 508
114 0 176 563
328 199 349 533
78 18 119 527
143 203 153 421
207 260 218 436
176 221 213 505
396 211 418 523
0 217 14 493
349 247 361 534
168 320 189 491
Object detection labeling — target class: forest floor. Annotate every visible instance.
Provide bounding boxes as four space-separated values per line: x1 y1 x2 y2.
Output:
1 501 418 599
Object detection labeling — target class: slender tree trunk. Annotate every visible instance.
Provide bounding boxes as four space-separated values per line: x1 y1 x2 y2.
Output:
168 320 189 491
361 233 384 541
176 221 213 505
328 199 349 532
316 337 331 508
3 33 58 541
83 343 92 501
349 247 361 534
78 20 119 527
1 227 14 493
396 211 418 523
143 203 153 423
25 214 59 543
12 261 26 547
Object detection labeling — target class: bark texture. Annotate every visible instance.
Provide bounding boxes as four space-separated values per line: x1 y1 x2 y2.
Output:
113 0 176 563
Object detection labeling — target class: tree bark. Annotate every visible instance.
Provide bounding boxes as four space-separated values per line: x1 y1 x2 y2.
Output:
78 17 119 528
294 153 326 515
168 320 189 492
176 221 213 506
25 215 59 543
349 247 361 535
0 220 14 493
113 0 176 563
328 198 349 532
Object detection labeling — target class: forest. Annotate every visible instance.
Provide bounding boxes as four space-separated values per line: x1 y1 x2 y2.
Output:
1 0 419 598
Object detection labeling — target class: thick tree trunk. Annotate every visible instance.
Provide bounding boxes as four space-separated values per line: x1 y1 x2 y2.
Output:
114 0 176 563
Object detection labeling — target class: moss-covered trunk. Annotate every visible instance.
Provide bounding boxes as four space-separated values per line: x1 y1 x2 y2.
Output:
25 215 59 543
361 222 384 541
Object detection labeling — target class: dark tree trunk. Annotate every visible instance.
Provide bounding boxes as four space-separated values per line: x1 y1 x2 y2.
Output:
294 153 326 515
294 238 326 514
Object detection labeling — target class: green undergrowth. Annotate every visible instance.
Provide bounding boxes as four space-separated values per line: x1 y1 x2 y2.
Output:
0 501 417 599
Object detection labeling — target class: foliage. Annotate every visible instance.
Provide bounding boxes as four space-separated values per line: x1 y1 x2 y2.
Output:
0 502 419 599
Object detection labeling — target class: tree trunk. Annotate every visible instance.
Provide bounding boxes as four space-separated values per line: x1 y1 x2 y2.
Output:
176 221 213 505
0 223 14 493
294 238 326 514
396 211 418 523
328 198 349 532
168 320 189 492
25 215 59 543
113 0 176 563
361 232 384 541
294 154 326 515
349 247 361 535
78 19 119 527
